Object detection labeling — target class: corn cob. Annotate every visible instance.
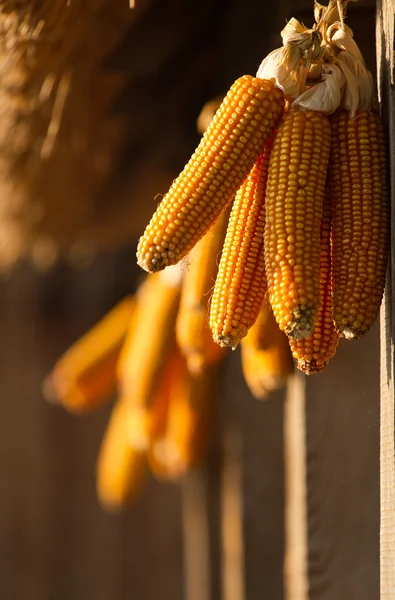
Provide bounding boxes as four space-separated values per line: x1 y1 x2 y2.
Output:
176 212 228 374
96 400 147 511
43 295 136 413
289 186 340 373
149 356 219 480
127 349 181 452
241 300 294 398
137 76 284 273
210 141 273 348
118 266 181 409
329 110 389 338
264 108 331 338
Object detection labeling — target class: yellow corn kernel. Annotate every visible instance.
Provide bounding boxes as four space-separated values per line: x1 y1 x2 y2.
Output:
118 266 182 410
289 188 340 373
264 108 331 339
330 110 389 338
96 401 147 511
137 76 285 273
43 295 136 413
241 300 293 398
176 212 228 374
210 141 273 348
149 355 219 480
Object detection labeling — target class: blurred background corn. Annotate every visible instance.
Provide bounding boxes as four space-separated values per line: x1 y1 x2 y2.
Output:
289 187 340 374
210 144 273 348
96 400 147 512
330 109 389 339
241 300 294 398
136 75 284 273
264 108 331 339
43 295 136 413
118 268 182 412
176 213 228 375
148 355 219 480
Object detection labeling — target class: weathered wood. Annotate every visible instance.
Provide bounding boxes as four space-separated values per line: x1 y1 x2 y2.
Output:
284 373 308 600
221 428 245 600
377 0 395 597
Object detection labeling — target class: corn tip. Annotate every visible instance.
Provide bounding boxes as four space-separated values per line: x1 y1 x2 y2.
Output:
285 306 315 339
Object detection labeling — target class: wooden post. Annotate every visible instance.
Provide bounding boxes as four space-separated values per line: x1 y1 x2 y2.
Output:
284 373 309 600
376 0 395 597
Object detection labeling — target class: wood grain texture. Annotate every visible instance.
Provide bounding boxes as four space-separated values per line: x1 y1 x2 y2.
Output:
284 373 308 600
222 352 285 600
377 0 395 597
306 332 380 600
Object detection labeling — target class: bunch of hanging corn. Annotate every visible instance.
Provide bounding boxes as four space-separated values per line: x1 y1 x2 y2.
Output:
44 88 294 511
137 0 389 375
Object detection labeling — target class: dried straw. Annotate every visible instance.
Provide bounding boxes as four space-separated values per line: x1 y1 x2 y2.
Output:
0 0 137 268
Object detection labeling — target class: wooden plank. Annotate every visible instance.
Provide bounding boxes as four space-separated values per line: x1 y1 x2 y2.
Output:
377 1 395 597
181 469 212 600
221 428 245 600
306 332 380 600
284 373 308 600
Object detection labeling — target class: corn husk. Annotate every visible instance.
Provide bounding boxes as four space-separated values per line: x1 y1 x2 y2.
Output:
293 62 344 114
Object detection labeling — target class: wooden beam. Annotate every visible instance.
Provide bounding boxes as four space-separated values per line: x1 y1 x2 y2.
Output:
284 373 308 600
376 0 395 597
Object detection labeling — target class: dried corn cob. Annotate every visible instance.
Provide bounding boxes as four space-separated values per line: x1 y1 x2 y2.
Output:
43 295 136 413
137 76 284 273
289 186 340 373
241 300 293 398
330 110 388 338
127 349 182 452
210 141 273 348
149 357 219 480
264 108 331 338
96 400 147 511
118 266 182 409
176 212 228 374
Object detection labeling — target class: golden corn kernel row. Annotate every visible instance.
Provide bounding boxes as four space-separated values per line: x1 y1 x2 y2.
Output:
264 108 331 339
137 76 284 272
43 295 136 413
210 143 273 349
176 212 228 375
289 187 340 374
241 300 294 398
330 110 389 338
